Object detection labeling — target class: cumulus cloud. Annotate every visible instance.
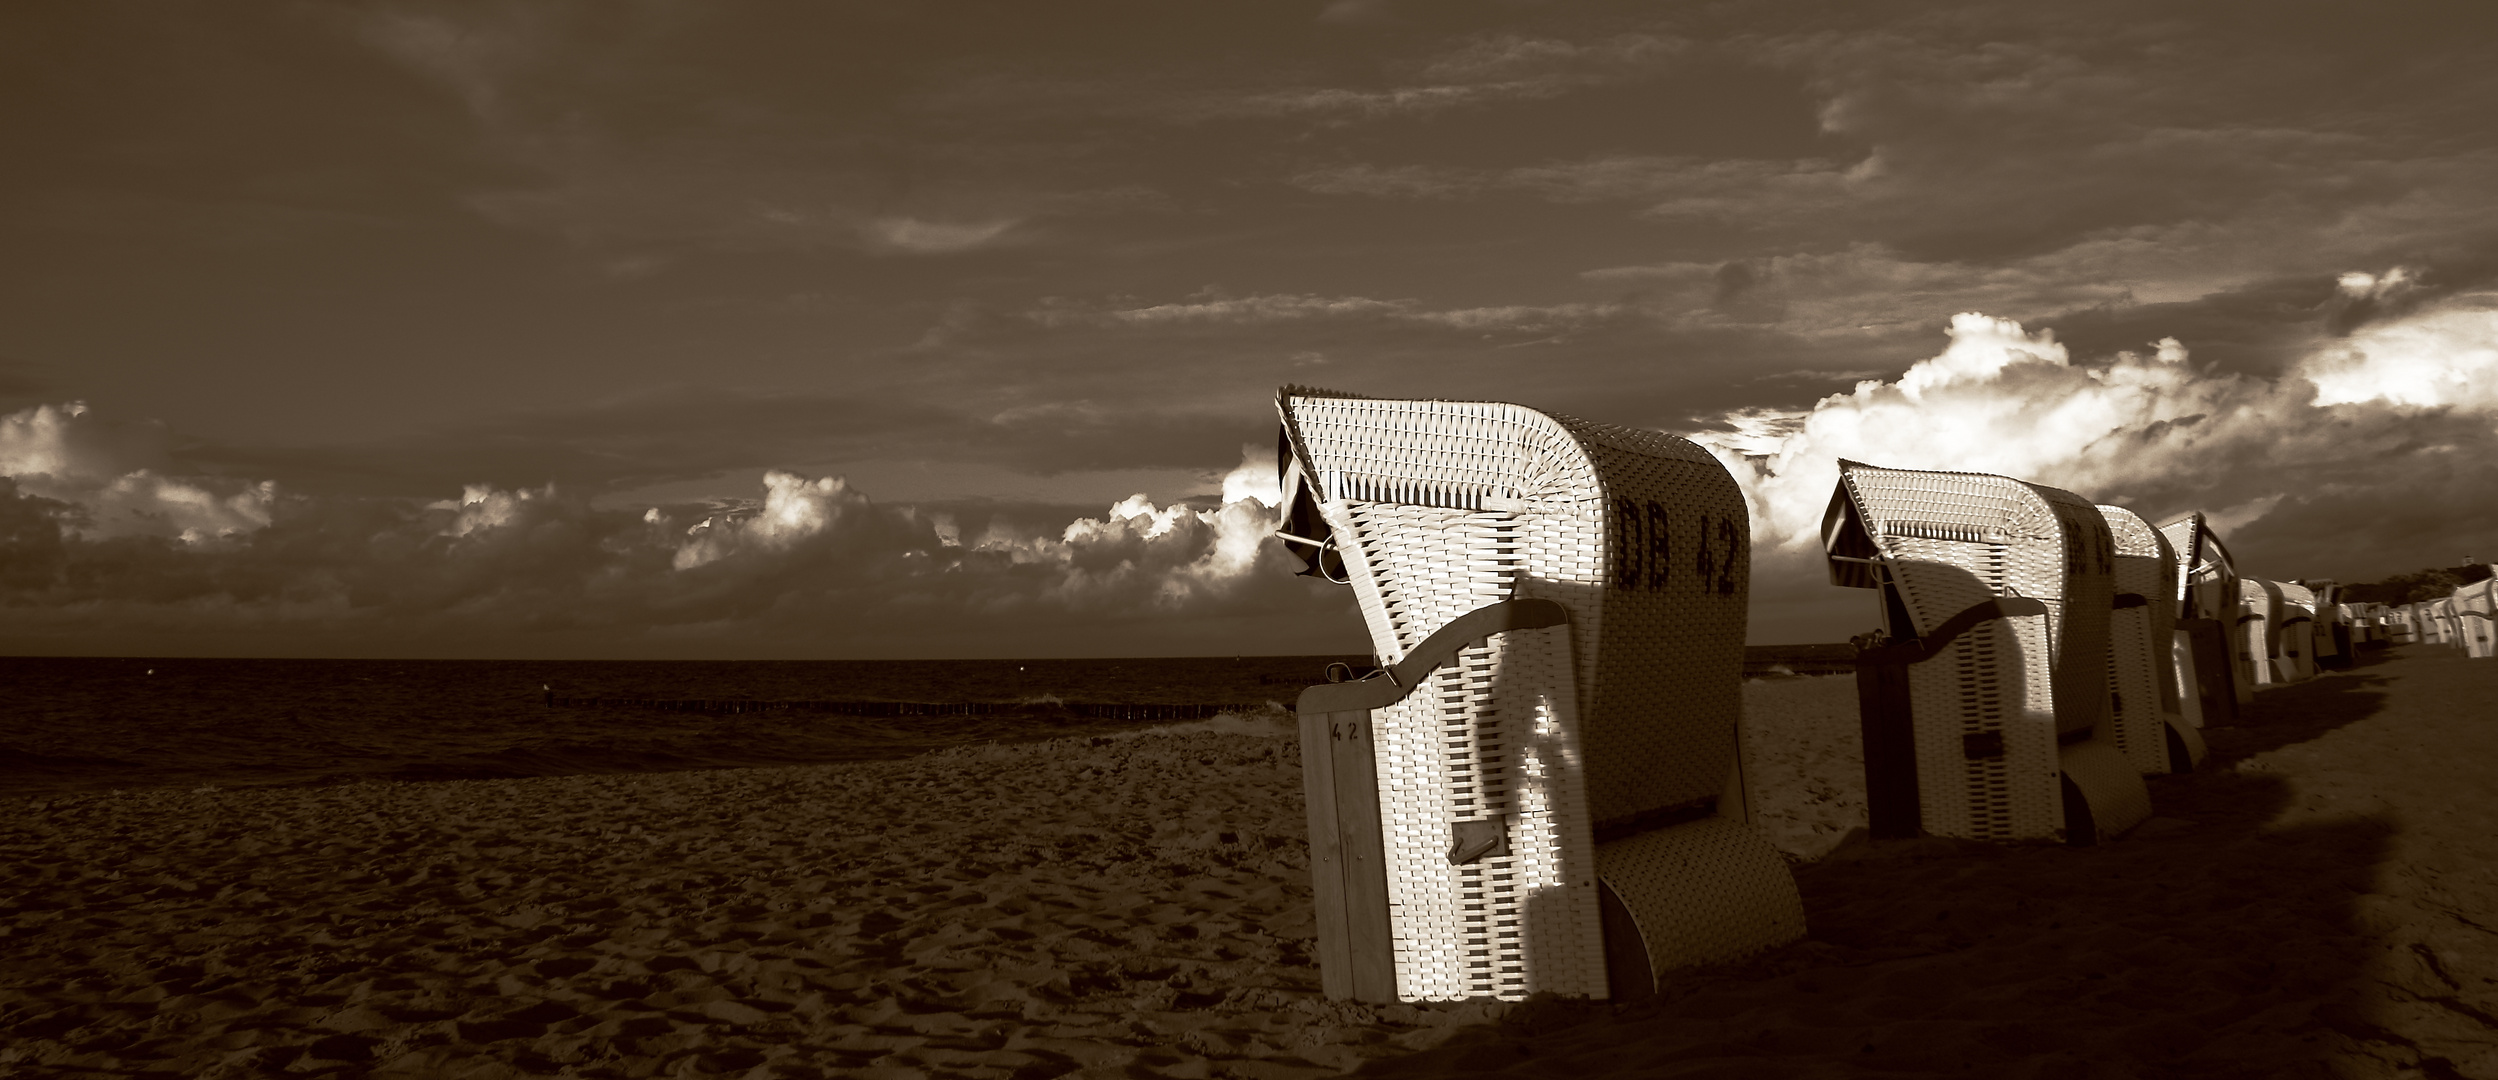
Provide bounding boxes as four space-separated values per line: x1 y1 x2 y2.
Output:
0 420 1351 657
1699 292 2498 640
2307 301 2498 410
1692 293 2498 587
1 402 275 544
1217 443 1282 509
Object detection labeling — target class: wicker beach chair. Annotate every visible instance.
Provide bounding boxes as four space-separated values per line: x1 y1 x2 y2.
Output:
2155 513 2245 723
2098 506 2204 774
1276 389 1804 1004
2275 581 2320 682
2386 604 2416 645
2339 603 2373 649
2455 581 2497 659
2364 606 2382 646
2237 578 2284 687
2436 598 2462 648
2300 581 2347 669
1825 462 2152 845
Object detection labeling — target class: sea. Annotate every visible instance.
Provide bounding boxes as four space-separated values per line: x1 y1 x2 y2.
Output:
0 655 1366 797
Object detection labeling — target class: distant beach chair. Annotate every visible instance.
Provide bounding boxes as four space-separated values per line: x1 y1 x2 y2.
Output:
1276 388 1804 1004
2098 505 2204 774
2455 581 2496 659
1824 462 2152 845
2275 581 2320 682
2301 581 2348 668
2433 597 2462 649
2417 601 2447 647
2157 513 2247 721
2237 578 2284 687
2386 604 2416 645
2339 603 2376 649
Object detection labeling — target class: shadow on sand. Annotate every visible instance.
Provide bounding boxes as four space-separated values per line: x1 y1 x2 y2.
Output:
1349 644 2498 1078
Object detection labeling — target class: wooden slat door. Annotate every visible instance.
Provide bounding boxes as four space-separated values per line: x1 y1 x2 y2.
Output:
1296 704 1397 1002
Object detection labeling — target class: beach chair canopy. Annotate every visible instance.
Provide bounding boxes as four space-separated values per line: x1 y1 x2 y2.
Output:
1280 388 1754 824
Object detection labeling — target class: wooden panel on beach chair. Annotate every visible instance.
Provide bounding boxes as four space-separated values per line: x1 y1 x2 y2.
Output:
1295 702 1396 1002
2175 619 2239 726
1294 598 1570 1003
1853 644 1920 840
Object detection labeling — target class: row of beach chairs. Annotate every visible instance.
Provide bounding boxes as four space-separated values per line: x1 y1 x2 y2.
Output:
1270 388 2488 1006
2377 583 2498 657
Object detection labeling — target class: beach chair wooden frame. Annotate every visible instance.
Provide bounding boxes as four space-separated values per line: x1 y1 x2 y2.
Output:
1276 389 1803 1003
2099 506 2204 774
1824 462 2152 845
2455 581 2496 659
2156 513 2245 722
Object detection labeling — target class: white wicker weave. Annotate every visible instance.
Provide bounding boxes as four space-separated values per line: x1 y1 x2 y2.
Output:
2456 581 2497 659
1825 462 2152 844
1277 389 1803 1002
2098 505 2202 774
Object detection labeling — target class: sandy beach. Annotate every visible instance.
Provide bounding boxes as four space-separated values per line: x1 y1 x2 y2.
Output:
6 646 2496 1078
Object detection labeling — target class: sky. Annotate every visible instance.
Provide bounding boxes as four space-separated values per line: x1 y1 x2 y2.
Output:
5 0 2497 658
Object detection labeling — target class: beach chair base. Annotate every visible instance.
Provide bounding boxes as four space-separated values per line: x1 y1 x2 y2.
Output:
2058 739 2154 845
1594 817 1805 1001
2163 715 2207 773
